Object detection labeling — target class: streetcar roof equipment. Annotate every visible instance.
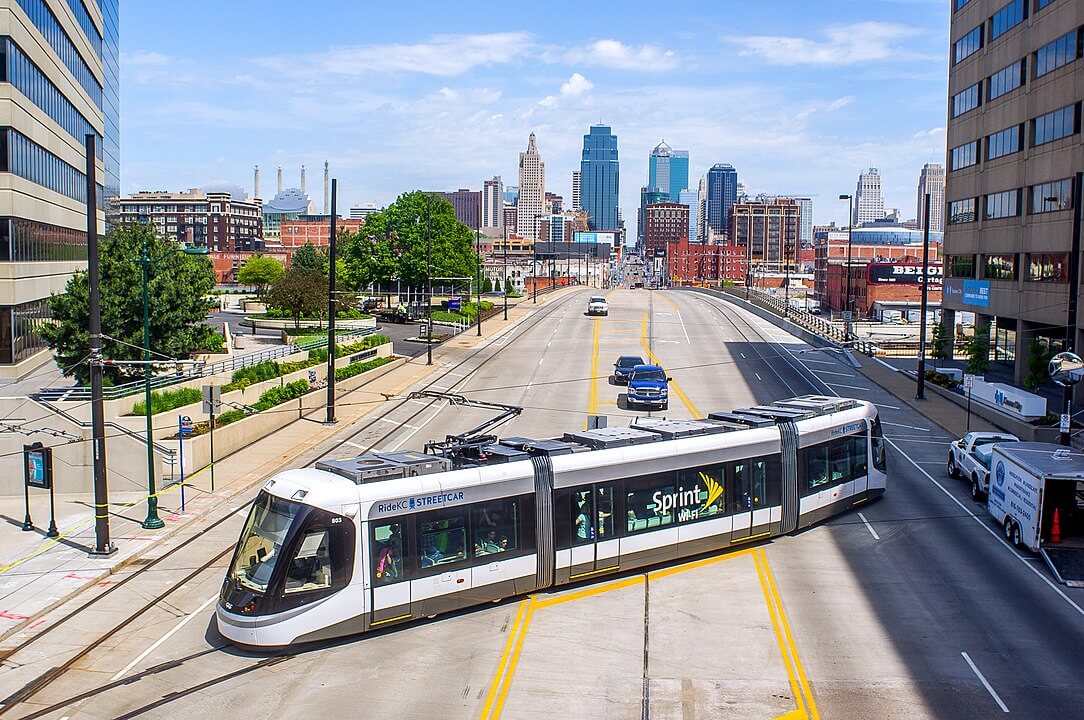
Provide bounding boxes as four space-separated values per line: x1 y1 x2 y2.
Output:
705 411 775 428
562 426 662 449
632 417 735 439
498 437 579 456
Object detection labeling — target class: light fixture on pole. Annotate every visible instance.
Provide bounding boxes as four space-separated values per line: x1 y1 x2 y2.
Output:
326 178 338 423
839 193 854 337
476 226 483 336
1059 172 1084 446
916 192 931 401
426 195 433 366
502 224 509 321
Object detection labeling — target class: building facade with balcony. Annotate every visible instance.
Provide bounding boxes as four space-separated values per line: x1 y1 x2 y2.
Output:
115 189 263 252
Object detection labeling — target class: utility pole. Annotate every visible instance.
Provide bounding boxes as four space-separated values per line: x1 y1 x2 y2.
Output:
839 194 855 337
502 224 509 320
326 178 338 422
138 240 163 530
85 134 114 556
476 226 483 336
1062 171 1083 446
916 193 931 401
426 195 433 366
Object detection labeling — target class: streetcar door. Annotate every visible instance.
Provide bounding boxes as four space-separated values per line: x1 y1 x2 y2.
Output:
568 484 618 579
730 461 754 541
369 519 411 628
852 429 870 501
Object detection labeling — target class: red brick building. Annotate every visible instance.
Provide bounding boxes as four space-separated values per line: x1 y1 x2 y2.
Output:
664 237 747 284
280 217 364 249
728 199 799 271
824 262 944 319
645 203 689 255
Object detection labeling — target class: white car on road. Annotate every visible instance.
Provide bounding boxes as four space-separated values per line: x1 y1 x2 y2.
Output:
947 431 1020 499
587 296 608 316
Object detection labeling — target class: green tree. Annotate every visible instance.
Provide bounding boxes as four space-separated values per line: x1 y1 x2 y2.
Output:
265 268 327 328
504 277 514 295
291 242 329 274
40 223 217 384
965 323 991 376
482 277 493 293
1023 337 1054 391
339 192 478 289
237 253 284 298
931 321 951 361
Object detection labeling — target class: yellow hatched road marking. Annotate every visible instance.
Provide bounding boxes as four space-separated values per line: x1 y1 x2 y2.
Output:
491 597 537 719
585 316 601 428
760 548 820 719
754 549 807 717
479 598 529 720
639 313 702 418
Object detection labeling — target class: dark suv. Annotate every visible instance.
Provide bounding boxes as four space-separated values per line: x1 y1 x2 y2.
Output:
612 355 644 385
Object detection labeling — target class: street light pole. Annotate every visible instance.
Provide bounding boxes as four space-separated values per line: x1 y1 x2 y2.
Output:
502 224 509 320
85 134 113 556
476 226 483 336
532 241 538 303
1062 172 1084 446
138 240 163 530
916 192 932 401
839 194 854 337
326 178 338 422
426 195 433 366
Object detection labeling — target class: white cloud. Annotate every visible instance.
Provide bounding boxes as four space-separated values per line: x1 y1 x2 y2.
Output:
255 32 532 78
729 22 920 66
563 40 677 71
122 50 170 66
560 73 594 96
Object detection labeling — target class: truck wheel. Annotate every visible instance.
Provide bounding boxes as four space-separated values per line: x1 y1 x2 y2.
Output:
1011 522 1022 548
970 477 982 501
1004 517 1014 542
947 456 958 479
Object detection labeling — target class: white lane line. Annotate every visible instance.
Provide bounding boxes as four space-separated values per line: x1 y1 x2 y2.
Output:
740 352 746 359
342 440 365 449
110 594 218 682
828 383 870 392
811 369 855 377
798 357 836 365
538 358 544 367
857 512 880 540
876 403 902 410
883 421 930 432
886 437 949 445
388 405 446 451
377 417 418 430
674 308 691 343
755 373 762 381
961 652 1009 713
887 438 1084 617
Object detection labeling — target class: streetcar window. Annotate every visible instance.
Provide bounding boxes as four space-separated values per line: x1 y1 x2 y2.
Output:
851 434 869 478
284 529 332 594
626 473 677 533
749 458 772 509
871 417 887 472
419 515 467 567
729 461 752 514
596 486 615 539
372 522 404 586
473 499 518 557
572 489 595 545
805 444 831 491
229 492 300 593
830 440 851 485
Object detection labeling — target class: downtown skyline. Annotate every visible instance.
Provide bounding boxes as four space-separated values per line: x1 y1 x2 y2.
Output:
121 1 951 229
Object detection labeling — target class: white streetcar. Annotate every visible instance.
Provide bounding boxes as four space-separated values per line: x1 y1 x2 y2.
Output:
217 395 887 646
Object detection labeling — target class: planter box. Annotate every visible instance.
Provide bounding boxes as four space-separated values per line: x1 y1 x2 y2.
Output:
922 380 1059 442
162 355 405 477
970 379 1047 421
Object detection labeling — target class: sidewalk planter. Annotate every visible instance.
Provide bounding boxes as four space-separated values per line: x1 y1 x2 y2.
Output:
969 379 1047 421
920 380 1060 443
162 354 405 477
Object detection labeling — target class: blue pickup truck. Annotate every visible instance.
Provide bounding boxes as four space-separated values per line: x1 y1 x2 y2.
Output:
627 364 670 410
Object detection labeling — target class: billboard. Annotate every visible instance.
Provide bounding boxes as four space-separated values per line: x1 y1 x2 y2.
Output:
573 231 618 246
867 263 944 285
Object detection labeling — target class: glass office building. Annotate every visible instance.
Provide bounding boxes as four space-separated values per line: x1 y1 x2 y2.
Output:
580 125 620 231
706 164 739 235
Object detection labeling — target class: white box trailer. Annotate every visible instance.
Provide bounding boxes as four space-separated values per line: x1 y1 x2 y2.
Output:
988 442 1084 587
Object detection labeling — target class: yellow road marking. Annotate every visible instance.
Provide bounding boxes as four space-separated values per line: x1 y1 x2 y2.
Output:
639 313 702 418
535 574 645 609
761 548 820 719
754 549 807 718
491 597 538 719
585 316 601 429
479 598 529 720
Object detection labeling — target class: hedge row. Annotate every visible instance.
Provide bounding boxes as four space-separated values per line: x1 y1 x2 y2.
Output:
224 335 390 391
128 387 203 417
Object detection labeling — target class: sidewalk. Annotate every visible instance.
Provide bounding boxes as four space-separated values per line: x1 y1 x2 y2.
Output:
0 286 580 644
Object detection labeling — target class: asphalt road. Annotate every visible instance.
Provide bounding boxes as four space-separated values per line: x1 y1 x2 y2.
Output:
2 286 1082 719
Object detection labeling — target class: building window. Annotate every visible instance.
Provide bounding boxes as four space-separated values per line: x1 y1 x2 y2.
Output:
1028 252 1068 282
1030 178 1074 213
0 217 86 262
986 125 1023 159
0 299 50 364
13 0 102 108
948 255 976 278
987 59 1025 101
1034 29 1080 78
950 140 980 170
948 198 978 224
984 254 1017 280
1032 103 1079 146
952 83 982 117
1034 0 1055 10
0 128 103 205
985 189 1020 219
989 0 1027 42
955 25 984 63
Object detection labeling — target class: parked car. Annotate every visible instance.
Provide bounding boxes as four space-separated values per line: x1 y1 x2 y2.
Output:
948 431 1020 499
612 355 644 385
587 296 609 316
627 364 670 410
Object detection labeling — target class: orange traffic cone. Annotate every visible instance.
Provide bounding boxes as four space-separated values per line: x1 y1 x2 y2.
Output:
1050 507 1062 544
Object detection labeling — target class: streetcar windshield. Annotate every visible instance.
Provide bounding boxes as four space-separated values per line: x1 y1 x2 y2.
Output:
229 492 300 592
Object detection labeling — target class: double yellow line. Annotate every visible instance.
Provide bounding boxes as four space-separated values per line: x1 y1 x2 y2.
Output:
478 546 818 719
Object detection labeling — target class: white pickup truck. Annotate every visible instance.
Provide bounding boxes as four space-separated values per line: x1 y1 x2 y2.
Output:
947 431 1020 499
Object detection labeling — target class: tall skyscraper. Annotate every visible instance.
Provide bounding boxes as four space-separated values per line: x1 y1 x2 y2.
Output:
580 124 620 231
796 197 814 247
697 177 708 244
648 142 690 203
517 134 545 240
638 187 669 247
482 176 504 228
706 164 739 236
916 163 945 232
679 190 699 244
438 189 481 230
854 167 885 226
0 0 119 374
571 171 581 212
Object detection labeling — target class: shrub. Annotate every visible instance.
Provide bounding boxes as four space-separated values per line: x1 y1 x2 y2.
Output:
224 360 280 391
965 324 991 376
129 386 203 416
335 356 393 381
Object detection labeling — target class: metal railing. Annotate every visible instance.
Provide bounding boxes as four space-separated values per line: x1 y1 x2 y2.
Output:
33 327 378 402
31 396 178 469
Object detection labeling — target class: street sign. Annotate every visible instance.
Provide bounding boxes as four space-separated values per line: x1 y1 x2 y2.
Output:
202 385 221 414
179 415 193 437
842 311 853 322
963 374 975 390
448 297 462 312
23 442 52 490
1061 413 1071 433
308 369 317 384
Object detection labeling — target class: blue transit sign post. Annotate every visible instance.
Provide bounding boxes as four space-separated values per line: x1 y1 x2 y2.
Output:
448 297 462 312
23 442 58 537
178 415 193 512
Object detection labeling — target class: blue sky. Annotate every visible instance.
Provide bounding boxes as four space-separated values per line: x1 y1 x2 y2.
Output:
120 0 950 229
